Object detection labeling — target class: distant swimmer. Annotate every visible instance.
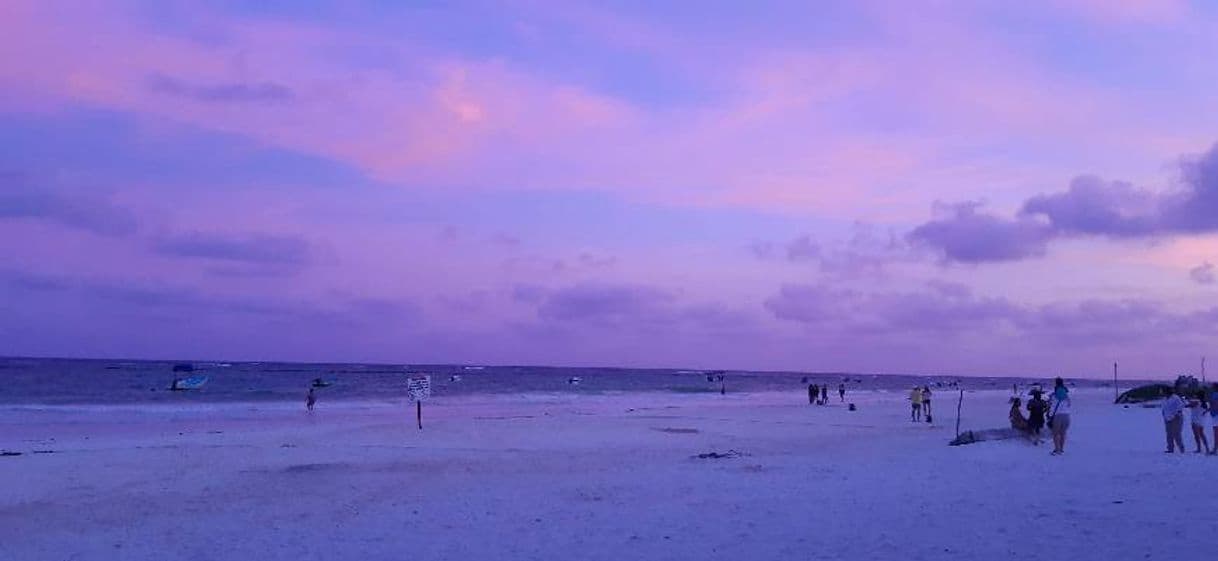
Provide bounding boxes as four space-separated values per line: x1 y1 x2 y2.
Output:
838 383 846 403
306 386 317 412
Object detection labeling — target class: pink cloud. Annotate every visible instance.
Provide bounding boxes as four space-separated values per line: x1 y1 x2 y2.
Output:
1053 0 1191 26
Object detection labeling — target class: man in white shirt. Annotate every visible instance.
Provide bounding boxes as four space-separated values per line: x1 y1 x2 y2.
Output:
1162 388 1186 453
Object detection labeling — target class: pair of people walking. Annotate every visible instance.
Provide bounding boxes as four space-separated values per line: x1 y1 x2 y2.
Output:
910 386 932 422
808 384 830 405
1162 385 1214 454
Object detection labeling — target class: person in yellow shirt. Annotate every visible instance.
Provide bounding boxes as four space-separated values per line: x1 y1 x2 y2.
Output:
910 386 923 422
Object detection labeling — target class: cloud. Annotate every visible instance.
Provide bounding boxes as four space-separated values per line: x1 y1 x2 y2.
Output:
1190 262 1215 285
147 73 294 103
533 282 754 333
766 281 1218 348
0 268 416 327
537 283 675 323
765 281 1020 334
906 201 1052 264
154 232 311 266
0 172 138 236
753 225 910 276
909 143 1218 263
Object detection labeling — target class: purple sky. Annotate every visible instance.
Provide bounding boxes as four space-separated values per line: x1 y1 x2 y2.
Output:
2 1 1217 378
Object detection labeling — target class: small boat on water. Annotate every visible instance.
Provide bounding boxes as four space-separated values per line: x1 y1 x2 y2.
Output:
567 377 582 385
171 375 208 391
169 363 208 391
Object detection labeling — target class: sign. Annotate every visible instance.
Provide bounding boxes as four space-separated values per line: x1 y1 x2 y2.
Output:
407 375 431 402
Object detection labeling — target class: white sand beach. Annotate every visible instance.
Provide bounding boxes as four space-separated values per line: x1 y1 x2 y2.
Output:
1 389 1213 560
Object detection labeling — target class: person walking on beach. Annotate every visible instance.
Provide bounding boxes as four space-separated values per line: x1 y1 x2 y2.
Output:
1161 387 1186 453
910 386 923 422
820 384 829 405
1186 392 1209 454
838 383 846 403
1027 389 1048 445
808 383 817 405
921 386 933 420
1210 383 1218 456
306 386 317 412
1049 378 1072 455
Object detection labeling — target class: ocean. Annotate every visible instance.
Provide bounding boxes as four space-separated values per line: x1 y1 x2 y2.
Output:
0 357 1127 405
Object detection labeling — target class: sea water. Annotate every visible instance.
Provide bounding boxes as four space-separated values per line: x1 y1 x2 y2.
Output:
0 357 1124 405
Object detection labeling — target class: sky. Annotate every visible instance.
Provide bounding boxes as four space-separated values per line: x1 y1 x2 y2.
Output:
2 0 1217 378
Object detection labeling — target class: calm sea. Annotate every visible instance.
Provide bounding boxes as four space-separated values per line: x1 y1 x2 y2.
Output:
0 357 1125 405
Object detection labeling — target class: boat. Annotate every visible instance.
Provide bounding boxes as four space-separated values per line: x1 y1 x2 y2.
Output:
171 375 208 391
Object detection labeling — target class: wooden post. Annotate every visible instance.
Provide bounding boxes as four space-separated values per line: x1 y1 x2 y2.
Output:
954 389 964 439
416 401 423 430
1113 361 1119 402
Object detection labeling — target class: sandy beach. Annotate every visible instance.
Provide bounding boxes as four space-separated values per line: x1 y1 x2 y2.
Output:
1 389 1213 561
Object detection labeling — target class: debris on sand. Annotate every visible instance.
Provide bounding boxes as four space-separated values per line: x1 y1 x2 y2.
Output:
654 427 700 434
693 449 747 459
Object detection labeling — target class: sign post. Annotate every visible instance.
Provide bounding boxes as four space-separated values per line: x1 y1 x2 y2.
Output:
407 375 431 430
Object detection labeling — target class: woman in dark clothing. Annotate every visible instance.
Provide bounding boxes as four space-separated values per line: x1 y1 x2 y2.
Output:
1026 390 1047 445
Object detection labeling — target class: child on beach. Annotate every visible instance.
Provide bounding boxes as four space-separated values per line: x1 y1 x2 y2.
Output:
306 387 317 412
910 387 923 422
1027 390 1048 445
1009 398 1029 434
1161 388 1185 453
838 383 846 402
1049 378 1071 455
1186 392 1209 454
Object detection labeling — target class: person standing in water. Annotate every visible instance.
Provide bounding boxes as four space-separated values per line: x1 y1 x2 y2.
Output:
306 386 317 412
1186 392 1210 454
1049 378 1072 455
909 386 923 422
1026 389 1048 445
838 383 846 403
1162 387 1186 453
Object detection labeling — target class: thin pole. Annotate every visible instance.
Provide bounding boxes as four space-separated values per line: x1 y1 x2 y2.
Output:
954 389 964 439
1202 357 1206 384
1113 361 1119 402
416 401 423 430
